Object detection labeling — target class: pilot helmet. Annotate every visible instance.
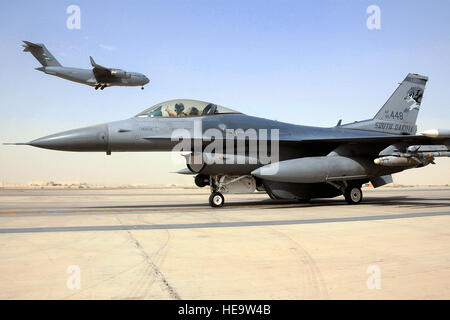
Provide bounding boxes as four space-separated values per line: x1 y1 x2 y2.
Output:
174 103 185 113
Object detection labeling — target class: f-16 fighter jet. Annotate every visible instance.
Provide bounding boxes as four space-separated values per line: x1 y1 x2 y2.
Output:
22 41 149 90
8 73 450 207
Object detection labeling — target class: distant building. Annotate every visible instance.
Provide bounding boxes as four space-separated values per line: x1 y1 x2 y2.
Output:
28 181 46 186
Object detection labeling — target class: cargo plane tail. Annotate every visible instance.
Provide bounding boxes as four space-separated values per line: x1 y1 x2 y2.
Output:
22 41 61 67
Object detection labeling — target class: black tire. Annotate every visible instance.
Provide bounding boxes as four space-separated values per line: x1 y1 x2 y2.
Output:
344 186 363 204
194 174 209 188
209 192 224 208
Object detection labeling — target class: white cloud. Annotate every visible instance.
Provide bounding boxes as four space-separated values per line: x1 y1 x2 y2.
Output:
99 44 117 51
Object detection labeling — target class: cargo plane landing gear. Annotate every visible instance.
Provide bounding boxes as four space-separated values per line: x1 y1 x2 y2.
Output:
327 181 363 205
94 84 107 90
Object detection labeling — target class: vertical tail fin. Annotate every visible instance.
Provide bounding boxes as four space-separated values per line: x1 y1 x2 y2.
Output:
373 73 428 126
22 41 61 67
342 73 428 135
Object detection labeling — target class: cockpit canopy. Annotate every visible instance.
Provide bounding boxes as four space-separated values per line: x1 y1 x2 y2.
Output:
135 99 241 118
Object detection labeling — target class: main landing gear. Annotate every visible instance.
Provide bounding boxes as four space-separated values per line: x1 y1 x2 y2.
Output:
94 84 107 90
343 186 363 204
327 181 363 205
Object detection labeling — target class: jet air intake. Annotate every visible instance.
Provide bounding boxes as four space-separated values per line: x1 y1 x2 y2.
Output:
252 156 378 183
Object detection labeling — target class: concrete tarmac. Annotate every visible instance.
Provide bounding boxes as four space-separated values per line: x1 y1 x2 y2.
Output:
0 187 449 299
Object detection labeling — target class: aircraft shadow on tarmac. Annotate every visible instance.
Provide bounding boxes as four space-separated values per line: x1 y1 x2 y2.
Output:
85 195 450 210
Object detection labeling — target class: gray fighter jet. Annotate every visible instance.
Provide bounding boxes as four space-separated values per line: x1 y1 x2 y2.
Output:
8 73 450 207
22 41 149 90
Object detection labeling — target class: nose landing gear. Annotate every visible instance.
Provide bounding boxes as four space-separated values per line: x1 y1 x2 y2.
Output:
203 175 256 208
209 192 224 207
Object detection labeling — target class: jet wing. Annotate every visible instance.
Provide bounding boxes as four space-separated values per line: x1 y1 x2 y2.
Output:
142 131 449 159
294 134 449 145
144 132 449 145
278 131 449 156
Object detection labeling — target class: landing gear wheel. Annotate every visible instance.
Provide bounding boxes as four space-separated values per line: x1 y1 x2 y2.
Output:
141 86 144 90
209 192 224 208
194 174 209 188
344 186 362 204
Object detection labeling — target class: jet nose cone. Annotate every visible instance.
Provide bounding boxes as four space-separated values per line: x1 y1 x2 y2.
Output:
30 124 109 152
144 77 149 84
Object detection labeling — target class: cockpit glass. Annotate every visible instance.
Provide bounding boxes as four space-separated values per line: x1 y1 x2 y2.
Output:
135 99 241 118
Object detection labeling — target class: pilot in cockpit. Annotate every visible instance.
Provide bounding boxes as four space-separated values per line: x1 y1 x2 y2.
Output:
167 103 187 117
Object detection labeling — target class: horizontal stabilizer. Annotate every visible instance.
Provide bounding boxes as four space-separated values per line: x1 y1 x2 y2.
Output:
173 168 196 175
22 40 42 52
22 40 61 67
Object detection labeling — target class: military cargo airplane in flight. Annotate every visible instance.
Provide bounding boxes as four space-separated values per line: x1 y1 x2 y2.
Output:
22 41 149 90
7 73 450 207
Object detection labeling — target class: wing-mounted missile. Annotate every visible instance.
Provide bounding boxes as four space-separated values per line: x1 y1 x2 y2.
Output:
420 129 450 138
374 156 421 166
374 144 450 166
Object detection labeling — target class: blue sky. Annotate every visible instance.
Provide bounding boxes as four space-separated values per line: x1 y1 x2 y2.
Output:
0 0 449 185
